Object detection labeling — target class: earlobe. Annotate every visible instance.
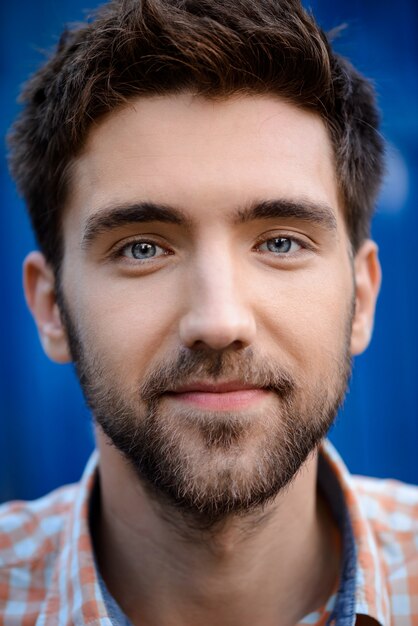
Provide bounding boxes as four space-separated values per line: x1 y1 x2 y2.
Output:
350 240 382 356
23 251 72 364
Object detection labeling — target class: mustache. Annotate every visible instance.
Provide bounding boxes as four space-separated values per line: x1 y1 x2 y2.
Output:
138 347 296 403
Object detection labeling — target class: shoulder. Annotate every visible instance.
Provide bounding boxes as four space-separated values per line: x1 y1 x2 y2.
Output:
0 483 78 580
353 475 418 532
352 475 418 578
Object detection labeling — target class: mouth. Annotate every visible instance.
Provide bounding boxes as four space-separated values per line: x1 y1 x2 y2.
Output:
165 381 271 411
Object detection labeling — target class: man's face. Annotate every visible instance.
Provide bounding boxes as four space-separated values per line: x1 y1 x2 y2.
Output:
58 94 355 525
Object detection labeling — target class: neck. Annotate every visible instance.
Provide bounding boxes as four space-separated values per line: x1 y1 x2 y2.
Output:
94 435 340 626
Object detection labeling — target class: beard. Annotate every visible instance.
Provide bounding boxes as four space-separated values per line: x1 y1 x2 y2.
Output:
60 299 353 530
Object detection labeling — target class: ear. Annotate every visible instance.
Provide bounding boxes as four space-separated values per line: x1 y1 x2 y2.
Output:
350 239 382 356
23 251 72 364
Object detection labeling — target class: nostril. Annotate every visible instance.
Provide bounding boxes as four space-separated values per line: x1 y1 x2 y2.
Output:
178 306 257 352
190 339 246 351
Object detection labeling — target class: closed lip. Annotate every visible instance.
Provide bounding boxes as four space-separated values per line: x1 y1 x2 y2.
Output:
169 381 265 394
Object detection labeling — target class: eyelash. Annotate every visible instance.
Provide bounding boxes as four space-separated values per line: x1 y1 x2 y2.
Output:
110 238 171 262
111 233 311 264
254 234 310 257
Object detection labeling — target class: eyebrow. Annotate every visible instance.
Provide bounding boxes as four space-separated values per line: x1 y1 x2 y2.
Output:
81 197 337 248
82 202 191 248
233 199 337 231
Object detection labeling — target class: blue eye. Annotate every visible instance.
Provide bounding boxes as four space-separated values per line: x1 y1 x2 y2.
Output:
259 237 301 254
122 241 166 260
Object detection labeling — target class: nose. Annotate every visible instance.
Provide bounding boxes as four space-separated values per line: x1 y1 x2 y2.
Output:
178 250 257 351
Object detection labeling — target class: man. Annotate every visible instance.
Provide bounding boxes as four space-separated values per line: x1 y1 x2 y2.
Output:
2 0 417 624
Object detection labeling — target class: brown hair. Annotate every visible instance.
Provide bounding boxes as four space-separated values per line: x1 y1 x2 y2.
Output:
8 0 384 273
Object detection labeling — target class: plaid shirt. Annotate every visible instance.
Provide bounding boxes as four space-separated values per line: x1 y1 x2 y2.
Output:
1 441 418 625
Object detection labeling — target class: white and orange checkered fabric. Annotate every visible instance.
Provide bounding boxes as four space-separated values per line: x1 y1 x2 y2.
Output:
0 441 418 625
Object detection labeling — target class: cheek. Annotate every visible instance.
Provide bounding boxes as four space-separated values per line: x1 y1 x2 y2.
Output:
69 276 182 382
255 265 353 370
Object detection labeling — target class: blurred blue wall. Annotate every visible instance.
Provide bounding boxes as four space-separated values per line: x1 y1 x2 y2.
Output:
1 0 417 502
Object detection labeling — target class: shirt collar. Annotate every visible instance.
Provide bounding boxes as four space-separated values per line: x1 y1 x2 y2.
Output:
321 441 391 626
41 450 109 625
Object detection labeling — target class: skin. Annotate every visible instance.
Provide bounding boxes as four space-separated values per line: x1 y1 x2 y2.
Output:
24 93 381 626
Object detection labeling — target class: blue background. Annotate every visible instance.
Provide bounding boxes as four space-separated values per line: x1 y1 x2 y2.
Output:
1 0 417 503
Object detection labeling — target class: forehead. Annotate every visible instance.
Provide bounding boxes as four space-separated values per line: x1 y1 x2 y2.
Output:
65 93 341 229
